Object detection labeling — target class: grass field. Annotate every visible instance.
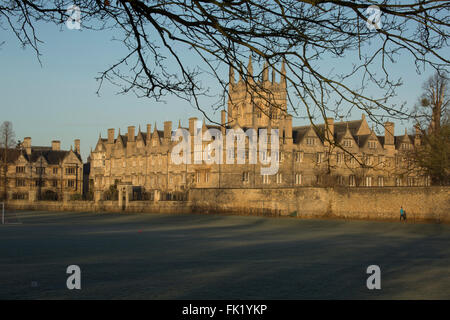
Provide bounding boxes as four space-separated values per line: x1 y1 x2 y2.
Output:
0 210 449 299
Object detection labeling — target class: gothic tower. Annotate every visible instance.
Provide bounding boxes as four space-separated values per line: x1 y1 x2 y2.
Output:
227 57 288 128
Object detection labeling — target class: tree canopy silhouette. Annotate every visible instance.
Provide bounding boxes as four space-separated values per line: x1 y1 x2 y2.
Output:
1 0 449 126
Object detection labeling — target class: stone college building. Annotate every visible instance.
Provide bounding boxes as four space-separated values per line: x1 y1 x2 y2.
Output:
0 138 84 201
89 59 429 202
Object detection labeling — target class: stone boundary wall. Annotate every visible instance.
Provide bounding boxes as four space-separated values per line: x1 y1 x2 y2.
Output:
4 187 449 223
5 200 192 215
189 187 450 223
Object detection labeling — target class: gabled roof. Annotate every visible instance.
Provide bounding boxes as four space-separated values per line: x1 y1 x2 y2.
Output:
136 131 146 143
395 133 413 148
61 150 83 164
334 120 363 136
355 130 379 148
292 118 371 146
116 135 127 148
1 147 82 165
336 123 358 146
31 149 80 164
94 138 107 152
150 128 163 146
292 124 322 144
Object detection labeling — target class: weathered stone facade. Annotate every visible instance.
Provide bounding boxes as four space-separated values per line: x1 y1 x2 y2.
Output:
0 137 83 201
89 59 429 200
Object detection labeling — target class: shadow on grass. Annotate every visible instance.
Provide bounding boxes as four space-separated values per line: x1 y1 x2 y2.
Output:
0 211 449 299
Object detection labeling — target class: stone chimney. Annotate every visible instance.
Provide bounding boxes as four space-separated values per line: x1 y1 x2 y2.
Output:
285 114 293 139
23 137 32 156
189 117 198 136
221 110 226 135
146 124 152 142
74 139 80 154
247 55 253 77
52 140 61 151
164 121 172 141
262 60 269 83
127 126 135 142
384 122 395 145
107 128 115 144
229 65 235 86
325 117 334 145
280 58 286 87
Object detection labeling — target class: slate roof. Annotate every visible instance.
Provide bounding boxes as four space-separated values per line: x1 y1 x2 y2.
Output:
0 147 81 164
292 126 310 144
292 119 364 144
0 148 22 162
356 134 371 148
102 118 418 150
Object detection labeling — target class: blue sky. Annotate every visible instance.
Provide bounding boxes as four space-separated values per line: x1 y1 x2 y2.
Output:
0 17 446 160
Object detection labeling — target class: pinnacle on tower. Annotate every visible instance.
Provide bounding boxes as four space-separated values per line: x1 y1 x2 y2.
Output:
281 58 286 86
262 60 269 83
272 67 276 84
247 55 253 76
229 65 235 85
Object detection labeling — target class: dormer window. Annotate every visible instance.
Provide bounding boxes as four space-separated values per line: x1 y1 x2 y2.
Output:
16 166 25 173
401 143 411 150
306 137 316 145
368 140 377 149
343 139 353 147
